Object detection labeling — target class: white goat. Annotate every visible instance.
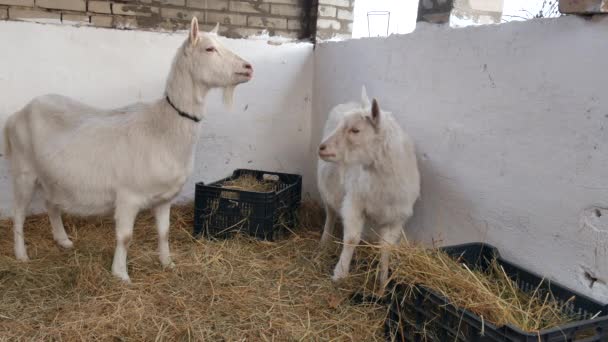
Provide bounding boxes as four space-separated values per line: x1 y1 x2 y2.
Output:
3 18 253 282
317 87 420 285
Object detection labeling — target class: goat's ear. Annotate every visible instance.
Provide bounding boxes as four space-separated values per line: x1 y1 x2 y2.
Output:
210 22 220 34
190 17 199 45
361 85 371 108
371 98 381 125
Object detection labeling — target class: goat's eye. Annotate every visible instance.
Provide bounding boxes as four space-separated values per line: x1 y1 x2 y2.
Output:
206 47 216 52
350 128 360 134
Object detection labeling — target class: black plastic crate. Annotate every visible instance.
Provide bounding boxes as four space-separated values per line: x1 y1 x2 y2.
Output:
193 169 302 240
385 243 608 342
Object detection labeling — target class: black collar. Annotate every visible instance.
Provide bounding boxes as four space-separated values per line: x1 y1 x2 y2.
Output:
166 95 201 123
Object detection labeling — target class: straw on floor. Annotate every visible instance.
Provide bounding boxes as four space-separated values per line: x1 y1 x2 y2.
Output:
0 202 387 341
0 198 580 340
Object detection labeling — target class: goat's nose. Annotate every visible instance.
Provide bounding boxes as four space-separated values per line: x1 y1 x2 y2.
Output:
319 144 327 151
244 63 253 70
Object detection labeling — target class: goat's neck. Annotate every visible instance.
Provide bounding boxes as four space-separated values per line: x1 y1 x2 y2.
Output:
165 67 208 120
364 138 397 176
158 69 210 163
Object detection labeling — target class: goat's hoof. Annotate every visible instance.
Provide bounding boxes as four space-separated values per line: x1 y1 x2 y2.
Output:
162 261 176 270
112 269 131 284
112 272 131 284
56 239 74 249
331 272 347 282
15 254 29 262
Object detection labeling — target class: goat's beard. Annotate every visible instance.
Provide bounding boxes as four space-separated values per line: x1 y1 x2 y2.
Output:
223 85 235 109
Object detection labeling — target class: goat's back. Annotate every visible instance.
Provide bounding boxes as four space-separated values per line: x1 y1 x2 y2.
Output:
352 113 420 225
3 94 187 215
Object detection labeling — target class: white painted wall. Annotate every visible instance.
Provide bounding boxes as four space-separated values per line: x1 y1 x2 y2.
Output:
3 15 608 304
313 16 608 302
0 20 314 217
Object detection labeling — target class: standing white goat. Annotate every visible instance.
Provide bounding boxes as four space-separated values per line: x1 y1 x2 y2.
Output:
3 18 253 282
317 87 420 286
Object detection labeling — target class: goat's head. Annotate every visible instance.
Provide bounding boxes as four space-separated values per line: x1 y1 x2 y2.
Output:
183 17 253 91
319 86 382 165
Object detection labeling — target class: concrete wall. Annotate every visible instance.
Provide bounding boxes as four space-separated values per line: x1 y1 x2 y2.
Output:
0 20 313 216
313 16 608 302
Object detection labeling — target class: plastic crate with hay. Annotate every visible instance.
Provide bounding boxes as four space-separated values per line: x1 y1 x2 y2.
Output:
384 243 608 342
193 169 302 240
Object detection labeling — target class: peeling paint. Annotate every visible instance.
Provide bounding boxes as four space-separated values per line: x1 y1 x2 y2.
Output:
580 206 608 237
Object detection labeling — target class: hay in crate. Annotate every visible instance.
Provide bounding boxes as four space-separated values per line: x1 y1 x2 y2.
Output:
0 202 387 341
385 244 584 334
221 174 277 193
219 173 279 227
199 172 297 238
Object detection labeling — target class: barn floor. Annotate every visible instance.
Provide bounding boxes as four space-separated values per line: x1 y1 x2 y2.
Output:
0 203 387 341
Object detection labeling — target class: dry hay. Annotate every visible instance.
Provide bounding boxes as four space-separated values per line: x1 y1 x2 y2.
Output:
0 200 584 341
386 244 582 335
221 174 277 193
0 202 387 341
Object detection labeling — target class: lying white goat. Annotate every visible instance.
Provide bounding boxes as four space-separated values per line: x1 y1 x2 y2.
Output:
3 18 253 282
317 87 420 286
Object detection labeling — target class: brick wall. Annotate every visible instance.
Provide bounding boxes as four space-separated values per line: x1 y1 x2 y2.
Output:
560 0 608 14
0 0 355 40
314 0 353 40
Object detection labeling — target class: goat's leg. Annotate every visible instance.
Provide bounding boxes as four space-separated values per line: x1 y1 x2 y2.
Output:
320 204 337 247
12 172 37 261
332 201 364 281
46 201 73 249
111 200 139 283
378 225 403 289
153 201 174 269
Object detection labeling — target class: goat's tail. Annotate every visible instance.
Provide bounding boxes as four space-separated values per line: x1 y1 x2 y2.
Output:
3 116 11 158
